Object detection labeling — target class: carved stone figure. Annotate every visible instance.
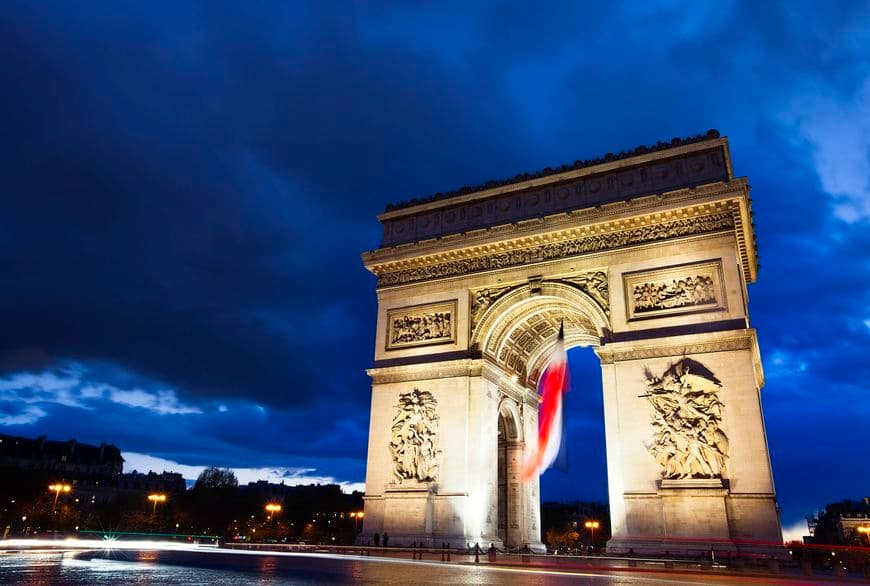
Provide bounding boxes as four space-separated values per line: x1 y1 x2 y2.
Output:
471 286 512 328
389 388 440 483
633 275 716 313
642 359 728 479
564 271 610 314
391 311 452 345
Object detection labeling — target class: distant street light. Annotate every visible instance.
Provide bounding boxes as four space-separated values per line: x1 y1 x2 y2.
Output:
48 484 71 511
350 511 364 532
148 493 167 514
584 520 600 551
265 503 282 527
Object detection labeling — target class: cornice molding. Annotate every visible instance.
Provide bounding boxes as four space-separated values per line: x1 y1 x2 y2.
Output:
372 204 737 288
367 359 483 384
595 328 764 388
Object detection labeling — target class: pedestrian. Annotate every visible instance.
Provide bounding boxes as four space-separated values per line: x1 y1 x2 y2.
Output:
383 532 389 547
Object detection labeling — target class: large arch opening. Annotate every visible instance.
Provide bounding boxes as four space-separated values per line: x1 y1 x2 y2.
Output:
494 399 524 547
539 345 609 547
472 280 610 550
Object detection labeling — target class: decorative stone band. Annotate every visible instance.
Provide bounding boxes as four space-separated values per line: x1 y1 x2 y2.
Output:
367 359 540 408
596 328 764 389
374 209 735 288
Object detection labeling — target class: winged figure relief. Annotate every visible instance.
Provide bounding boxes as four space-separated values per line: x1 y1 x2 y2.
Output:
643 359 729 480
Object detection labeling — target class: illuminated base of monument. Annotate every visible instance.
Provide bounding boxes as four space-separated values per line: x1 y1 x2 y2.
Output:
362 478 546 552
606 479 783 556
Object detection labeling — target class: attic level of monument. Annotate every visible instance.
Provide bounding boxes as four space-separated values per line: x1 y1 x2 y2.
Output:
377 131 735 247
384 129 726 213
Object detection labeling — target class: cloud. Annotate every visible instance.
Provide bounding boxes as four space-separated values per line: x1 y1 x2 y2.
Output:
781 519 810 543
0 363 202 422
123 451 364 493
83 385 202 415
781 76 870 222
0 404 47 426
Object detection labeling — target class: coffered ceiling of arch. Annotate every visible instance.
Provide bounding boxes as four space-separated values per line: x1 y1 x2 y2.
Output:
488 306 597 381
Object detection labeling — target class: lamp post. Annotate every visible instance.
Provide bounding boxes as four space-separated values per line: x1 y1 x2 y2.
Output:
48 484 71 512
584 520 600 552
350 511 364 532
148 493 167 514
265 503 282 528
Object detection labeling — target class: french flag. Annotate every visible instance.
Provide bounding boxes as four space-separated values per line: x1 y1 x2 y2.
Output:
521 322 569 481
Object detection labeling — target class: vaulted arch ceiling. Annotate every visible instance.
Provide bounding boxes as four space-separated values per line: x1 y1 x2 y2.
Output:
471 281 608 388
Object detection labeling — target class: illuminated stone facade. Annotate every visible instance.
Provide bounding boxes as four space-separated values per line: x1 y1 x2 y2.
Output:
361 132 782 554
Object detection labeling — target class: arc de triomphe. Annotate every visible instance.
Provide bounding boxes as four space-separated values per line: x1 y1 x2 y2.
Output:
360 131 782 554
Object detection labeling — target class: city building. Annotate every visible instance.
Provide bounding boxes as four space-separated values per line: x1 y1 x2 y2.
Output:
0 434 123 477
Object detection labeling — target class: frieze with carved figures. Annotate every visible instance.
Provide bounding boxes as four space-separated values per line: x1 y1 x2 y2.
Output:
386 300 457 350
623 260 726 320
376 211 734 288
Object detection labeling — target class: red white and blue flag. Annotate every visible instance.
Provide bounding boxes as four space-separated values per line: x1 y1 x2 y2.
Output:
521 321 569 481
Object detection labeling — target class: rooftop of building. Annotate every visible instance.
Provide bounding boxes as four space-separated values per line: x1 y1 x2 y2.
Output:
0 433 123 464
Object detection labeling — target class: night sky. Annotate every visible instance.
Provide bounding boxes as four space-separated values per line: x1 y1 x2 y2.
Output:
2 2 868 540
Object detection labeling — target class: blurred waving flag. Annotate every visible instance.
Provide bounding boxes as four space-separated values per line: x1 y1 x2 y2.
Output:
521 321 570 481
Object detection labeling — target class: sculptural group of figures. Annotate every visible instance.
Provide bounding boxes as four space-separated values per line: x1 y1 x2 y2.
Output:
644 359 729 479
390 388 440 482
391 312 452 344
634 275 716 312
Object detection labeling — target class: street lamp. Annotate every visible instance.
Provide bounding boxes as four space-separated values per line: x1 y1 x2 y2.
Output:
148 493 167 514
350 511 364 532
265 503 282 527
584 520 600 551
48 484 71 511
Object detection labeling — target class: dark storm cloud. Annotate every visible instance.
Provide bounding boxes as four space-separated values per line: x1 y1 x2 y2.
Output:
1 0 868 528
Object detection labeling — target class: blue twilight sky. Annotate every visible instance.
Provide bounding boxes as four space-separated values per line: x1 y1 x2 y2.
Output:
1 1 868 538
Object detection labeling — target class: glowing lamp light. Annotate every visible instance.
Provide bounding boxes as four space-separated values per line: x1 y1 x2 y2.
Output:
148 493 167 513
584 520 600 549
49 484 72 509
265 503 282 513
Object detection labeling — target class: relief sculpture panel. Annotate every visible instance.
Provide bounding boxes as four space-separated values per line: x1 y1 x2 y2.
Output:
470 285 513 330
642 359 729 480
389 388 440 483
623 260 726 320
386 300 457 350
564 270 610 315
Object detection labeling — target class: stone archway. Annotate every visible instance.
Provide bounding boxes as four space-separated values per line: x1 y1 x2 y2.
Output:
471 280 608 388
361 133 783 555
496 399 522 547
